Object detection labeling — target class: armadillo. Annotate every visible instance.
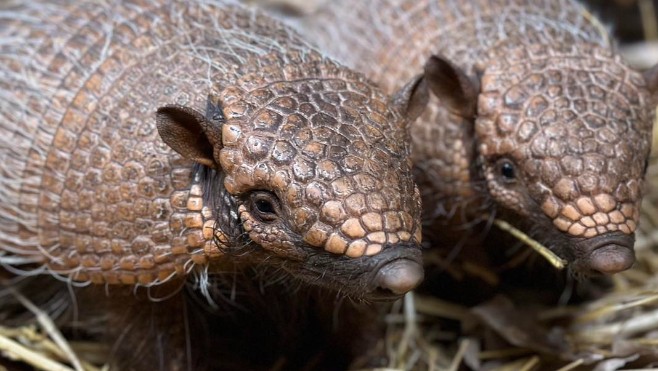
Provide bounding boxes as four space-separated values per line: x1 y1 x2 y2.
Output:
0 0 430 368
297 0 658 276
0 0 430 298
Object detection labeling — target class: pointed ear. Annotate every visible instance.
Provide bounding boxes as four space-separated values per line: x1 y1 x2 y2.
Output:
424 54 479 118
392 74 430 122
643 62 658 95
156 96 224 169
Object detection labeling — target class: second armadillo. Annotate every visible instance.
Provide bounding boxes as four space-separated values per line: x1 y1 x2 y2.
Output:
298 0 658 278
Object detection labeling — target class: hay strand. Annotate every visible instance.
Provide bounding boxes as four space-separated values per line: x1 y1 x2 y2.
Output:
491 218 568 269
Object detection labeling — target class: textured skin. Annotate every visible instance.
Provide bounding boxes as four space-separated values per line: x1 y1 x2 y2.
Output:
0 0 423 293
300 0 656 274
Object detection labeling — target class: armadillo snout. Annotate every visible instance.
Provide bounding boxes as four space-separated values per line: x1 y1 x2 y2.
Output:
362 244 423 300
374 259 424 296
581 232 635 275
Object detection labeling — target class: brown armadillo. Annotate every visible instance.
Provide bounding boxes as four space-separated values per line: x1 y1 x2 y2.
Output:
0 0 429 298
297 0 658 276
0 0 430 368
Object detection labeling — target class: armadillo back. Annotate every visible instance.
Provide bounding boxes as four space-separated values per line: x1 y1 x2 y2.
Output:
307 0 609 91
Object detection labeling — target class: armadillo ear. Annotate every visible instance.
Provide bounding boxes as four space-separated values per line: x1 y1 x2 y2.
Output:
392 74 430 122
156 97 224 169
424 54 479 118
643 62 658 95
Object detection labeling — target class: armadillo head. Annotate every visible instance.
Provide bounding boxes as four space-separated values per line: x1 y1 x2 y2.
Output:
157 55 428 300
425 44 657 275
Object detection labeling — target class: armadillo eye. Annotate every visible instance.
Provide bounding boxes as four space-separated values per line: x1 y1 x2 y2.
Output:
498 159 516 182
250 191 280 222
256 199 275 214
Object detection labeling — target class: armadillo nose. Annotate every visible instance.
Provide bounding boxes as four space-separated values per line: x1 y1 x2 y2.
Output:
375 259 424 296
589 244 635 274
585 232 636 274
